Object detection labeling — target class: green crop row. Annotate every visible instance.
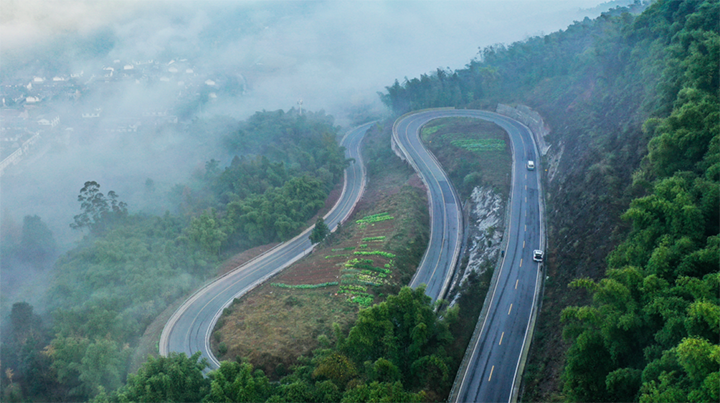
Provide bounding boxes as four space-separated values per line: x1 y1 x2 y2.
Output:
349 263 375 270
325 254 350 259
338 289 372 297
362 236 386 241
349 263 390 274
361 270 387 278
358 212 389 220
353 251 396 258
340 285 367 292
449 138 506 152
344 258 374 267
359 280 383 286
271 282 339 289
331 247 356 252
356 212 395 225
341 273 358 280
353 296 374 307
357 274 386 285
357 216 395 225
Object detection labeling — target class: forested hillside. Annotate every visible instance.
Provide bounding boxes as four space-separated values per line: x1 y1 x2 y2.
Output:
0 110 347 402
560 1 719 400
2 1 716 402
380 0 718 401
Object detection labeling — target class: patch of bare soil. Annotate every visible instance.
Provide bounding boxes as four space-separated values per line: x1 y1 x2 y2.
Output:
407 172 426 191
213 285 355 379
129 239 281 372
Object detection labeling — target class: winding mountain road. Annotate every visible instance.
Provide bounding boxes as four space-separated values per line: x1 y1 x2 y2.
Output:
162 108 542 400
393 109 544 403
392 112 463 301
159 122 373 370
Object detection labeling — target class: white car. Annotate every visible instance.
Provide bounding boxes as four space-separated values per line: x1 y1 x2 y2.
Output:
533 249 544 262
527 160 535 170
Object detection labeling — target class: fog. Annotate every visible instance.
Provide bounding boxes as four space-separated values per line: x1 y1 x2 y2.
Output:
3 0 626 116
0 0 627 307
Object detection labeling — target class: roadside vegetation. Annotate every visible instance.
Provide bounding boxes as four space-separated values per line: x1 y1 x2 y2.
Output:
210 121 433 387
93 286 455 403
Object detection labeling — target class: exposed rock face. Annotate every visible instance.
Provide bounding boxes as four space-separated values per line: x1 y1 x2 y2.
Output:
450 186 504 304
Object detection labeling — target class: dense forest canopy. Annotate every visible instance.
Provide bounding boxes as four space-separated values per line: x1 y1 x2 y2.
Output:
559 1 719 400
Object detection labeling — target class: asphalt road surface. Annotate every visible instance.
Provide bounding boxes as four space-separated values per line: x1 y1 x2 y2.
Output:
159 122 373 370
395 109 542 402
436 110 541 403
393 112 463 301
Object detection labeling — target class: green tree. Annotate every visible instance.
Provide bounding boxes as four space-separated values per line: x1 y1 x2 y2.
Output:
0 301 52 400
9 302 41 341
341 381 424 403
71 181 128 235
48 335 130 400
204 360 273 403
312 352 358 388
340 286 453 389
185 208 227 257
113 352 210 403
310 217 330 244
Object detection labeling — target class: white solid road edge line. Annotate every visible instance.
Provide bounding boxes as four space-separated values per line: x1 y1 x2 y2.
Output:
159 122 372 359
